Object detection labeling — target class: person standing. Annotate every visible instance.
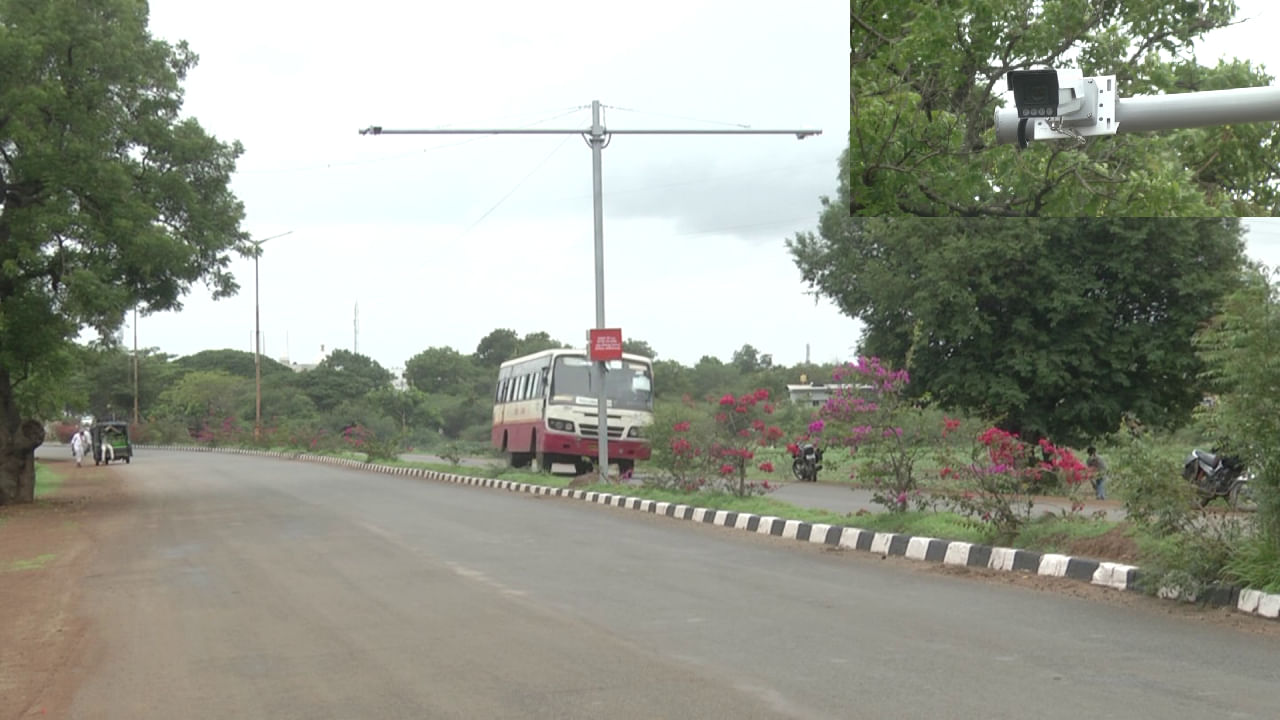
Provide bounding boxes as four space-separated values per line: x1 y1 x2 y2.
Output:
71 428 87 467
1086 445 1108 500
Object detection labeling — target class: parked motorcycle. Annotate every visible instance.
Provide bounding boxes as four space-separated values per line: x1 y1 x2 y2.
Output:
1182 449 1252 508
790 442 823 483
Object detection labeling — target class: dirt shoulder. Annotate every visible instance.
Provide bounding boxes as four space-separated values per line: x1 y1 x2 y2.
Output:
0 457 130 719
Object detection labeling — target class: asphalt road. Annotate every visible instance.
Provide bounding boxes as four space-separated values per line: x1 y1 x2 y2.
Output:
55 448 1280 718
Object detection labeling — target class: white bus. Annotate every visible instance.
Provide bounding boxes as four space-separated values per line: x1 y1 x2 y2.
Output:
492 348 654 474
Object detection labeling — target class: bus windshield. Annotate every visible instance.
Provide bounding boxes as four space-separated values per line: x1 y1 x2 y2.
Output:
550 357 653 411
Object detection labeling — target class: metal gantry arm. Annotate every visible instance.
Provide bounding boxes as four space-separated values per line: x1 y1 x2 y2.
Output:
362 100 821 482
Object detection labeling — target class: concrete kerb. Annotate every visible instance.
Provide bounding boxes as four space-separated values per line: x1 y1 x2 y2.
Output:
135 444 1280 621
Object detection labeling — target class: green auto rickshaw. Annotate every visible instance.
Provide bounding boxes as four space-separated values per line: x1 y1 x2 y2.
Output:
92 421 132 465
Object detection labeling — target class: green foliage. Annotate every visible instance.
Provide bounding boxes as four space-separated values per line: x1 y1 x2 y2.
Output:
1195 266 1280 541
0 0 247 503
155 370 251 430
1133 515 1246 599
1223 532 1280 593
299 350 393 413
851 0 1278 216
404 346 487 396
790 217 1245 445
1110 428 1196 535
622 339 657 358
34 463 63 498
174 348 292 380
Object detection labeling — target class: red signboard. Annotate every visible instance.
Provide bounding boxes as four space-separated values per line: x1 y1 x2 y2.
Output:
589 328 623 361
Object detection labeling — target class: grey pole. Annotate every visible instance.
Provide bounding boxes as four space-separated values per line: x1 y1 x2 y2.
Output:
588 101 611 481
360 103 821 482
1114 85 1280 133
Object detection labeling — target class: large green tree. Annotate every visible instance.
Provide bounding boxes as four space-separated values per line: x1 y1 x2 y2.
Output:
0 0 247 504
851 0 1280 216
298 349 393 413
404 346 481 395
789 217 1245 444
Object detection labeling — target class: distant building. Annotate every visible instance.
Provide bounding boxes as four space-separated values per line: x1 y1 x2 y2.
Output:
389 367 408 391
277 344 330 373
786 383 866 407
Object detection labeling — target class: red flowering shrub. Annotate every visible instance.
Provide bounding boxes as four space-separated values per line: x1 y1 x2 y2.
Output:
649 388 784 497
939 426 1091 543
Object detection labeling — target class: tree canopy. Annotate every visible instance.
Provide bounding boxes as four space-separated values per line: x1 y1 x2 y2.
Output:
789 216 1246 444
851 0 1280 216
0 0 248 503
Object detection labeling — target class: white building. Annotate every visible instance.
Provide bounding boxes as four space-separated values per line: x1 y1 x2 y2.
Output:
786 383 866 407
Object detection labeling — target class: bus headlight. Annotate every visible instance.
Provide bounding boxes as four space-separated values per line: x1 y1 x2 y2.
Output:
627 426 644 438
548 419 575 433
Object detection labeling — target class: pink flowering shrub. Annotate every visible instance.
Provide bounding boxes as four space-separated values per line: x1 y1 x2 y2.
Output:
818 356 937 511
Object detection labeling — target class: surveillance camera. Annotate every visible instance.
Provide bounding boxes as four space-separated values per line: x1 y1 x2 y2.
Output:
994 69 1118 147
1007 69 1060 118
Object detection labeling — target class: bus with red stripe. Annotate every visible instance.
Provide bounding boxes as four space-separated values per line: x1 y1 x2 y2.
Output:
492 348 653 475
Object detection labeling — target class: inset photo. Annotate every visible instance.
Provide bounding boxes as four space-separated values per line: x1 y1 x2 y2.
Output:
850 0 1280 216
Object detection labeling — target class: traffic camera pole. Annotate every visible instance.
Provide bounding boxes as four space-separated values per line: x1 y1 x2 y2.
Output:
361 100 821 482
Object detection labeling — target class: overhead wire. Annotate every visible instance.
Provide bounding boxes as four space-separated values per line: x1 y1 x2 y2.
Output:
602 104 753 129
458 134 576 238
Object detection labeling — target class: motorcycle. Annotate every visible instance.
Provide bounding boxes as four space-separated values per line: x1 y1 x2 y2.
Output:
1182 449 1251 508
790 442 823 483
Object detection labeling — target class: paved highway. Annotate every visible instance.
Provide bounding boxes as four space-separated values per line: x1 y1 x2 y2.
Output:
61 449 1280 718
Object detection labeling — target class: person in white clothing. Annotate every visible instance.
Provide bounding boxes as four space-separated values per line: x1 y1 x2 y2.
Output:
71 428 87 467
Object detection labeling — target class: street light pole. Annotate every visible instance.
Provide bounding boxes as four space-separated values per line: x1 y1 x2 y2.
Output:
249 231 294 443
360 101 821 481
132 305 139 425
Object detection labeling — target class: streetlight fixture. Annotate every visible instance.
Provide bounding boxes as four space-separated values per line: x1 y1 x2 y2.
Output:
249 230 294 442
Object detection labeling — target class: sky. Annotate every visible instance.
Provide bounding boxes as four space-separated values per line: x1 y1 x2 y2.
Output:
125 0 855 373
121 0 1280 376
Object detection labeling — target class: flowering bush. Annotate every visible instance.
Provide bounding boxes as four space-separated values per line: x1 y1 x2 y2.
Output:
650 389 785 497
342 423 404 463
938 425 1090 543
818 356 937 511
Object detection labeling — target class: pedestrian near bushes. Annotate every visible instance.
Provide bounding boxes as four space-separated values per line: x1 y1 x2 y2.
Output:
71 428 88 467
1086 445 1107 500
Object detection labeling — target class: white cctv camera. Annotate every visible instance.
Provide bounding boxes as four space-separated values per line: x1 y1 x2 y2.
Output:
995 68 1118 147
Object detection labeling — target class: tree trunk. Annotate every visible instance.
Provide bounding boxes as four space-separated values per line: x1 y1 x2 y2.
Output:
0 367 46 505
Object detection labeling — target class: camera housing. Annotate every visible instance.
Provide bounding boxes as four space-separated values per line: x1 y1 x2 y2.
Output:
994 69 1117 146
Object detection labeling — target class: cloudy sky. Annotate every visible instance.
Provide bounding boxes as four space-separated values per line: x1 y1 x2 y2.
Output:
126 0 853 373
125 0 1280 375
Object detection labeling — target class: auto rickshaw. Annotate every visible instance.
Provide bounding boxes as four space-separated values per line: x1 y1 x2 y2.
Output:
91 421 133 465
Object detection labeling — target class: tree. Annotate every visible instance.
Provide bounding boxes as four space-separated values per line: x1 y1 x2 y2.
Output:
517 331 569 356
404 346 481 395
622 339 657 359
474 329 521 367
731 344 762 374
688 356 743 402
298 349 393 413
851 0 1280 216
1194 266 1280 541
789 217 1245 445
155 370 250 432
174 348 293 380
0 0 247 504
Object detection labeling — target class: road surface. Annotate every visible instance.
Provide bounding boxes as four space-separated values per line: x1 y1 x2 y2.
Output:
48 448 1280 718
